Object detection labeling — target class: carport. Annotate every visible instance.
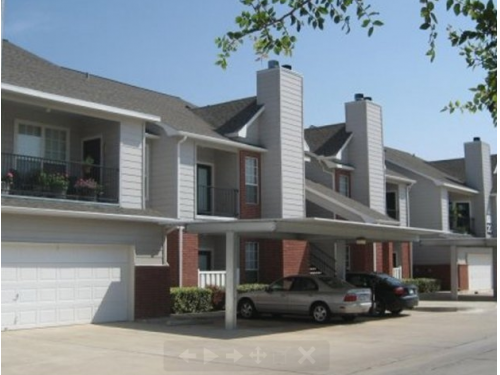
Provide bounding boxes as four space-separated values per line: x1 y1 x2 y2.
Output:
185 218 442 329
419 237 497 300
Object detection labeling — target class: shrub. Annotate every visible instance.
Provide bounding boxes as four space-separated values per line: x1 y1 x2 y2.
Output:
206 285 225 311
403 278 441 293
237 283 269 293
170 287 213 314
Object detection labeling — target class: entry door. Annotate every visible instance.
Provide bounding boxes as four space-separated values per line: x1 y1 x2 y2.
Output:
82 138 102 182
197 165 212 215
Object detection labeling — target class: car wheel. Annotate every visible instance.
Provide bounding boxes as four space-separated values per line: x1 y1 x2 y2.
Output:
341 315 356 322
390 309 403 315
370 300 386 317
238 299 257 319
311 303 331 324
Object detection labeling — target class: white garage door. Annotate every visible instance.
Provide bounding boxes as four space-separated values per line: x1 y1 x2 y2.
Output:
2 243 132 331
468 253 492 291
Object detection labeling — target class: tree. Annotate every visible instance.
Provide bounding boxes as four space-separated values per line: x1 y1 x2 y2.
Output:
215 0 497 125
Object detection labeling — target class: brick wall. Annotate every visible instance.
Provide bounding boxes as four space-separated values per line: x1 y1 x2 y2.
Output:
458 264 469 291
135 266 170 319
375 243 383 272
283 240 310 276
167 229 199 287
381 243 392 274
259 239 283 283
350 243 375 272
239 150 261 219
401 242 411 279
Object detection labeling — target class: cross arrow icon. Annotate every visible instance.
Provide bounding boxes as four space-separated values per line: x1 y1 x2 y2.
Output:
225 349 243 363
179 349 197 363
203 348 218 364
250 346 267 364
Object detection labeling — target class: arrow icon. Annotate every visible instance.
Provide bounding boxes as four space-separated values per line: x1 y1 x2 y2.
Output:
179 349 197 363
250 346 267 364
225 349 243 363
203 348 218 364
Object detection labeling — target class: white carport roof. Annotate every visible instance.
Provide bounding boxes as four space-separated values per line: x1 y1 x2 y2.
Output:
184 217 444 242
185 217 446 330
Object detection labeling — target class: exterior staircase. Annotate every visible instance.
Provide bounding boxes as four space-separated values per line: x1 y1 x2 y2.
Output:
309 243 336 277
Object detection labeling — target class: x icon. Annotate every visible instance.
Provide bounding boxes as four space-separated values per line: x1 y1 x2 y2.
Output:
298 346 316 364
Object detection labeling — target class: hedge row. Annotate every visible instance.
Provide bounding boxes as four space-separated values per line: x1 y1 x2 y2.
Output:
403 278 441 293
170 284 268 314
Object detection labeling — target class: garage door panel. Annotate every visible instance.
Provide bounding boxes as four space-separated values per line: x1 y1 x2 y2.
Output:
2 243 132 330
468 253 492 291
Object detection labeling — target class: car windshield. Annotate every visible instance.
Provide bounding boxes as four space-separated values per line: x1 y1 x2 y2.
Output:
318 276 352 289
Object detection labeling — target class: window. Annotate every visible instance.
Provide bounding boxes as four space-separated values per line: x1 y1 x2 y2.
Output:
245 242 259 283
198 250 212 271
386 191 398 219
16 122 68 161
449 201 472 233
338 173 350 197
245 156 259 204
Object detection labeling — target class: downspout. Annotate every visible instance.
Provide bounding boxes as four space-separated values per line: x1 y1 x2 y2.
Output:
373 243 377 272
163 226 179 265
178 226 184 287
406 182 415 278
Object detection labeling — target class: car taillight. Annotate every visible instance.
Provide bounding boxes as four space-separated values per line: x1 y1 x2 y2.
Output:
394 286 405 295
344 294 358 302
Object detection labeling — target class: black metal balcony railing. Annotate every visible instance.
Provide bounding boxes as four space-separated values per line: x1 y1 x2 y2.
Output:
2 153 119 203
197 185 239 217
449 214 475 234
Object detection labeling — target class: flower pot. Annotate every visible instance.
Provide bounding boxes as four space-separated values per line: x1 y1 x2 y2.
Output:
77 188 97 201
50 185 68 199
1 181 10 195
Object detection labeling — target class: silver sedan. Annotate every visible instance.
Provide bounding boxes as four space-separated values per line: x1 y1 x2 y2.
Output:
238 275 372 323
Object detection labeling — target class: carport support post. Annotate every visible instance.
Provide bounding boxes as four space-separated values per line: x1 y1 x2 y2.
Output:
225 231 239 330
450 245 458 300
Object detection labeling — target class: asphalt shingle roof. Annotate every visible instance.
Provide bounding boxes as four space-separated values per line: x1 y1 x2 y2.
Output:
191 97 262 135
385 147 466 187
1 40 252 141
429 155 497 194
304 124 351 157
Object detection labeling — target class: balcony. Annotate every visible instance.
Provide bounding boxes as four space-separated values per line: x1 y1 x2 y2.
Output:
197 185 239 217
2 153 119 203
449 214 474 235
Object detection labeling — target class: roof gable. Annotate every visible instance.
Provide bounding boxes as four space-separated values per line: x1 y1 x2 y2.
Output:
304 123 351 157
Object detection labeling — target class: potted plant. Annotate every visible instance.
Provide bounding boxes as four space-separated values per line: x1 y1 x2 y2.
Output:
2 171 14 194
75 177 100 201
83 156 94 174
47 173 70 198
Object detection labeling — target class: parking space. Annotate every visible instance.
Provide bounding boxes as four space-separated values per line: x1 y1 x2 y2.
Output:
2 301 496 375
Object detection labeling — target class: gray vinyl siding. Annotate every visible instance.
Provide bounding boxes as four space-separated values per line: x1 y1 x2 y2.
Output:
345 101 385 214
305 158 334 189
413 243 450 265
257 67 304 219
2 214 164 265
389 164 447 230
465 141 492 237
178 139 196 219
148 134 178 217
119 120 144 209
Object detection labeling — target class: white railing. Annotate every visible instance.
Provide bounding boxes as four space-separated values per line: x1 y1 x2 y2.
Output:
392 266 403 280
198 270 240 288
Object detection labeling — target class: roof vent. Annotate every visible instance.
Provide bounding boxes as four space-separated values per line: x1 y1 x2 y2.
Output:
473 137 481 142
282 64 292 70
364 97 372 101
268 60 279 69
354 93 364 101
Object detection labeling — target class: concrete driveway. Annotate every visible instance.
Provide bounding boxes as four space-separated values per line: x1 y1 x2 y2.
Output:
2 301 496 375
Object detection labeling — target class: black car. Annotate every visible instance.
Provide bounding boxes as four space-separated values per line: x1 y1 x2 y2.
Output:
345 272 419 316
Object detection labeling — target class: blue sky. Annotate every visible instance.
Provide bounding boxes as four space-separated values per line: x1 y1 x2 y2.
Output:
2 0 497 160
